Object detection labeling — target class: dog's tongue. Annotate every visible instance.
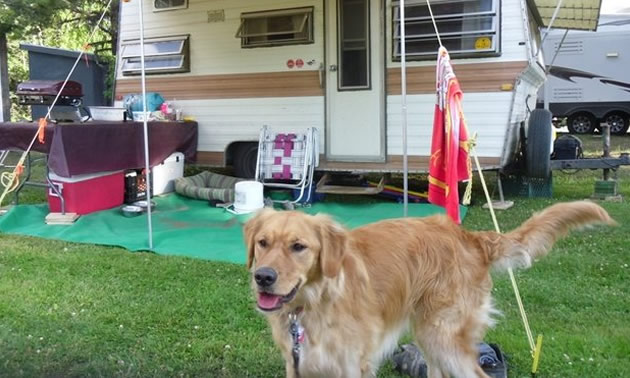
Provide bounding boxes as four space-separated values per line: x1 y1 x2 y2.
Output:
258 292 282 310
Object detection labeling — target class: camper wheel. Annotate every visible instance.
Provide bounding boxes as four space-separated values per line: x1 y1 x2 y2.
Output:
526 109 552 179
233 143 258 179
604 112 630 135
567 112 597 134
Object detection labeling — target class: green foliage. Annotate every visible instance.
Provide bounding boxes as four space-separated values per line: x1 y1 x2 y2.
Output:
101 54 117 104
0 0 68 36
6 37 30 121
1 0 118 120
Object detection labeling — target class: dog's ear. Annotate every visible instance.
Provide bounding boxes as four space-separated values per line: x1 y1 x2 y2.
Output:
243 208 275 270
316 215 348 278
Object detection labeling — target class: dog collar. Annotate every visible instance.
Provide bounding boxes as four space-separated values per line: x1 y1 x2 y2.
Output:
289 308 305 377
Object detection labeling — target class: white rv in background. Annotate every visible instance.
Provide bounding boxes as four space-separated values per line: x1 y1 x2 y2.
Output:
539 14 630 135
113 0 602 178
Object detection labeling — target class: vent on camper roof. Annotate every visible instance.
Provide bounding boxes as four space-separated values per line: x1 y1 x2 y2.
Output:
553 40 584 55
552 88 583 101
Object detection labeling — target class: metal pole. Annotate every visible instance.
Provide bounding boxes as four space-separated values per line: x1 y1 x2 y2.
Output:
536 0 565 59
602 124 611 180
544 29 569 111
497 175 505 203
400 0 408 217
546 29 569 75
543 78 550 111
138 0 154 249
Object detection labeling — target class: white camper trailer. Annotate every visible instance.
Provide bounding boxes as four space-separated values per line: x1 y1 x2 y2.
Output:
539 13 630 135
113 0 602 178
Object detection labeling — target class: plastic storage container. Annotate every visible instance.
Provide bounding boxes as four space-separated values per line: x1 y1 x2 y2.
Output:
124 169 148 203
88 106 126 121
47 171 124 215
152 152 185 195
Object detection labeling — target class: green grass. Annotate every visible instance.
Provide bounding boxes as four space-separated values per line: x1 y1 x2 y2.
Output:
1 147 630 377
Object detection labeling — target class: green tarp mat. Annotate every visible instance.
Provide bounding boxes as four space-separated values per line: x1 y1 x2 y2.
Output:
0 195 466 264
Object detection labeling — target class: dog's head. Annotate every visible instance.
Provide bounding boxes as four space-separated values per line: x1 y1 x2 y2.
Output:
243 208 348 312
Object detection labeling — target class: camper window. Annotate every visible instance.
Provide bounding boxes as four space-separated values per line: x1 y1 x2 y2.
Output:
393 0 500 60
236 7 314 48
121 35 190 75
153 0 187 12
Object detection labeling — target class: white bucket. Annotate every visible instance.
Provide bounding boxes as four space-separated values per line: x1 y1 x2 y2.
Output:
232 181 264 214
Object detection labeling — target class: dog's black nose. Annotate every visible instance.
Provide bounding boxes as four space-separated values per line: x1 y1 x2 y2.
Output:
254 267 277 287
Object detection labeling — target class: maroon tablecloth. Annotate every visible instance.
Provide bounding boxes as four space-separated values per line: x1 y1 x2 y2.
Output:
0 122 55 154
0 121 198 177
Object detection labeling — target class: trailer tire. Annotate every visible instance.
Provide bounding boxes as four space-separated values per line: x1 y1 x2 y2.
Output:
604 112 630 135
526 109 552 179
567 112 597 134
233 143 258 179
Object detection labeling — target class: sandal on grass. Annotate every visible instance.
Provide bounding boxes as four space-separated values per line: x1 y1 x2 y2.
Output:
391 343 428 378
391 343 507 378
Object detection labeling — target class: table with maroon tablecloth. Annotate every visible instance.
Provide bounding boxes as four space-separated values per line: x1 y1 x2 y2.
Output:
0 122 55 154
0 121 198 177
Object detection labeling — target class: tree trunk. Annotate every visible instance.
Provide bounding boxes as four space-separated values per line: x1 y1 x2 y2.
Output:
0 33 10 122
110 0 119 56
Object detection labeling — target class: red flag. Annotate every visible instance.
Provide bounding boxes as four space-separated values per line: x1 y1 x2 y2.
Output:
428 47 471 224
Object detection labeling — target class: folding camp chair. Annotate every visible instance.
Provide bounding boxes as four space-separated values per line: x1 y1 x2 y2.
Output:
0 150 10 167
0 150 50 208
255 125 319 207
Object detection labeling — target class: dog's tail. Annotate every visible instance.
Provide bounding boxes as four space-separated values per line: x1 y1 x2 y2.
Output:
475 201 616 271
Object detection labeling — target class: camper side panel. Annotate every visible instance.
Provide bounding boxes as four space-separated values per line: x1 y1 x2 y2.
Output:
116 0 533 169
384 0 529 160
115 0 326 165
542 21 630 114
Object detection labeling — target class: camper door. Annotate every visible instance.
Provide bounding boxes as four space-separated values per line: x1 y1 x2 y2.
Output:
325 0 385 162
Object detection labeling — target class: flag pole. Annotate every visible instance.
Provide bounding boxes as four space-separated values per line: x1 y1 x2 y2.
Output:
400 0 408 217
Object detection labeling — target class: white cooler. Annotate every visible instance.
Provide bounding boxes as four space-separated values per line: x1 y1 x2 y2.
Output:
152 152 184 195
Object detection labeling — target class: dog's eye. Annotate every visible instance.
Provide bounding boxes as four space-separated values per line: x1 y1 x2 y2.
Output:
258 239 268 248
291 243 306 252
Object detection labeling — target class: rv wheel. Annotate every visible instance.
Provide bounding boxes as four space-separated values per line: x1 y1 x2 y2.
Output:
567 112 596 134
604 112 630 135
526 109 552 179
233 143 258 179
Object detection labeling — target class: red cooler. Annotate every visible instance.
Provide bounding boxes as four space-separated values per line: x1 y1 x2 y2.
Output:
48 171 124 215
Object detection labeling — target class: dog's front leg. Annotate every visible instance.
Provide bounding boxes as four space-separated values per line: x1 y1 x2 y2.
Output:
339 355 364 378
360 367 376 378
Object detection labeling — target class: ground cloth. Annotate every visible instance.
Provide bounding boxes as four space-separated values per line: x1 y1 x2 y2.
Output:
0 194 466 264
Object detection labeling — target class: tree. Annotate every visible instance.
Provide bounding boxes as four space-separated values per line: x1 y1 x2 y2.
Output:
0 0 118 121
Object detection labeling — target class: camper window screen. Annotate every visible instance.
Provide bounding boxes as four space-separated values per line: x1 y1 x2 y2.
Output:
237 7 314 48
121 35 190 75
392 0 500 60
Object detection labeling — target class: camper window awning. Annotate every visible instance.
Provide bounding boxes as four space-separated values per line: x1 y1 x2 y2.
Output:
120 35 190 75
236 9 309 38
236 7 314 47
528 0 602 31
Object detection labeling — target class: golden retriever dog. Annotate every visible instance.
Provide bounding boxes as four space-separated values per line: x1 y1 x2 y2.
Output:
243 201 614 378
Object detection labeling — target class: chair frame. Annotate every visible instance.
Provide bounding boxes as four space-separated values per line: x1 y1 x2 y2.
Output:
254 125 318 206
